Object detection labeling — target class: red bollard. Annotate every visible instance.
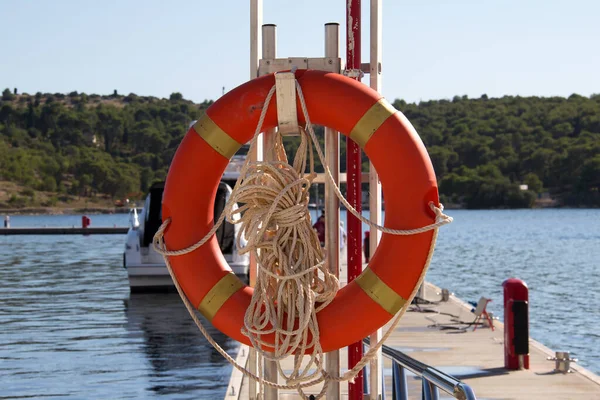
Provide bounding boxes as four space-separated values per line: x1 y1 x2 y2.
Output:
503 278 529 370
81 216 91 228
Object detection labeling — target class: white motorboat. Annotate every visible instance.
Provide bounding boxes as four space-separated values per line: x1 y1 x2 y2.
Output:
123 158 250 291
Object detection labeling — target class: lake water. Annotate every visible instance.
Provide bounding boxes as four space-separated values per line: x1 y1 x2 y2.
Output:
1 209 598 398
0 214 238 399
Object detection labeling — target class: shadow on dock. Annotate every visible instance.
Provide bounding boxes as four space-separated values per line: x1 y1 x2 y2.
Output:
440 366 511 380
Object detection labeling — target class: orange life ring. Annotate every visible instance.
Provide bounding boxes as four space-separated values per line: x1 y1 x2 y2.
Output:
162 70 439 353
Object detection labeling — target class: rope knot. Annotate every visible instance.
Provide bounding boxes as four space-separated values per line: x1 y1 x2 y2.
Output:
429 202 453 225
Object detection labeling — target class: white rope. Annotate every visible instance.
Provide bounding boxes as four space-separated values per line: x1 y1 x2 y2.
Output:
153 79 453 399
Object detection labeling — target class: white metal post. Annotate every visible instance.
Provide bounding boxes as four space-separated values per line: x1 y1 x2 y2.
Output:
249 0 264 269
250 0 262 80
261 22 279 400
324 22 341 400
262 24 277 60
248 2 262 399
261 24 278 161
369 0 383 399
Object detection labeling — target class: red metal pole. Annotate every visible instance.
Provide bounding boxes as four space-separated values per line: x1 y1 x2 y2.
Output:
346 1 363 399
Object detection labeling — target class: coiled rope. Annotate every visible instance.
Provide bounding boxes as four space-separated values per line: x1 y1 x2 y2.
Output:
153 79 453 399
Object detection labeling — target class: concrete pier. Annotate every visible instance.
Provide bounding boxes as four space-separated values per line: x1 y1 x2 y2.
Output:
378 282 600 400
225 270 600 399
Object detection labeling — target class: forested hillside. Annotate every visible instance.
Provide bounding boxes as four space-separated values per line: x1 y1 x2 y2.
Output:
1 87 598 209
397 94 600 208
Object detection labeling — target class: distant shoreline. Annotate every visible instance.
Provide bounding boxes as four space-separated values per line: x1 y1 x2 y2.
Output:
2 204 594 217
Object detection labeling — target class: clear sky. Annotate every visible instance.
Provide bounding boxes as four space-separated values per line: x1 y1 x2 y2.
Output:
1 0 598 104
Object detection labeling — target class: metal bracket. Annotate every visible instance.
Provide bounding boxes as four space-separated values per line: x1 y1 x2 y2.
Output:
274 71 299 136
259 57 341 76
343 68 365 79
360 61 381 74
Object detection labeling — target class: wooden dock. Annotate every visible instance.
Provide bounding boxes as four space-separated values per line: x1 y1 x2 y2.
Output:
0 227 128 235
225 262 600 399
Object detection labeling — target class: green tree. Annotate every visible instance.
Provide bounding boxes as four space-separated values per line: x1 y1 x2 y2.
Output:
41 176 57 192
523 173 543 193
96 106 124 153
169 92 183 101
2 88 15 101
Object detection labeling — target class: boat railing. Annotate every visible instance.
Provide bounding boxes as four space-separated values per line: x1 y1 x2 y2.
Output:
127 207 141 230
363 338 478 400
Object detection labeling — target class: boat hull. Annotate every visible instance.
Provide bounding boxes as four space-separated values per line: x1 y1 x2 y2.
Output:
127 266 177 292
125 261 249 292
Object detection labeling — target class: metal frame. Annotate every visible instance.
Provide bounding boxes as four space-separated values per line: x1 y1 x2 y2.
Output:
250 3 343 399
259 57 342 76
346 0 364 398
261 23 279 400
324 22 342 399
248 2 262 399
248 1 387 398
368 0 384 399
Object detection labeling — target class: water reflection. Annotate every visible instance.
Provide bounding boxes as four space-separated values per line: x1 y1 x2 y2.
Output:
1 226 241 399
123 293 239 397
